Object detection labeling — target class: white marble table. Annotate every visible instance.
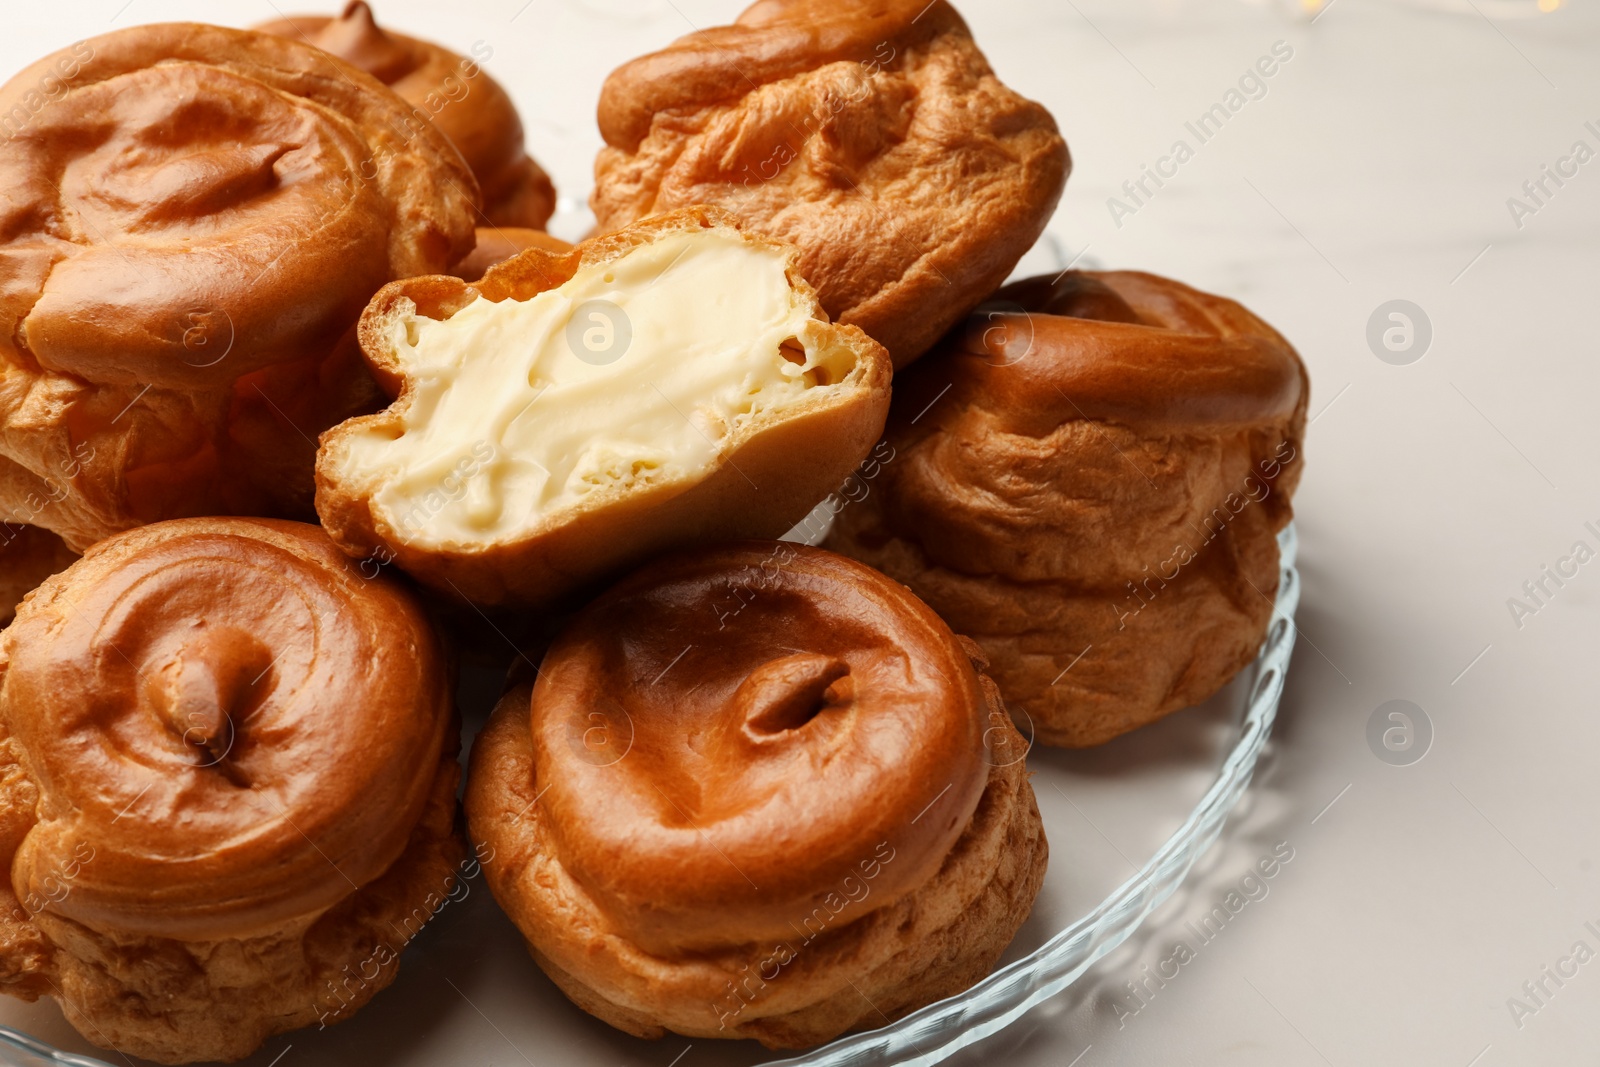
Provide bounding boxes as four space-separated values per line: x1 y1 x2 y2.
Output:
4 1 1599 1065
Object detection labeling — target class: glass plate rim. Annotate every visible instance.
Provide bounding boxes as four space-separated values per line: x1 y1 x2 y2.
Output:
0 525 1300 1067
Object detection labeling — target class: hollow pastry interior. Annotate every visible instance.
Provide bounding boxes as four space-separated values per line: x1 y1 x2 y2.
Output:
339 231 861 549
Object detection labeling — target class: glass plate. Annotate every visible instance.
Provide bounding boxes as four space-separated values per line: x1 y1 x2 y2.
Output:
0 525 1299 1067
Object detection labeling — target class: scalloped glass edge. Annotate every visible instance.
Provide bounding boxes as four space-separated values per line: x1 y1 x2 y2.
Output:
0 524 1299 1067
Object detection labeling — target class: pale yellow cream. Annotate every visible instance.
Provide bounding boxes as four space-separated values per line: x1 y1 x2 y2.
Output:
342 232 853 546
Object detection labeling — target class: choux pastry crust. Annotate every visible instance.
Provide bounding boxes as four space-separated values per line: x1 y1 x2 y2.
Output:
593 0 1070 368
0 518 462 1063
466 543 1046 1048
0 526 76 627
315 206 893 608
257 1 557 229
453 227 574 283
0 23 478 554
827 271 1308 747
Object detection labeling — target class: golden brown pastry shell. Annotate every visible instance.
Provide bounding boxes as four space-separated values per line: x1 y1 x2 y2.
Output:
0 517 463 1063
592 0 1069 368
827 270 1308 746
0 742 463 1064
465 544 1045 1047
0 22 478 552
452 226 574 282
257 1 556 229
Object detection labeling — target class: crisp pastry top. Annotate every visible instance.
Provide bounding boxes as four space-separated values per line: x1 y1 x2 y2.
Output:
870 270 1308 584
258 1 556 229
597 0 956 152
593 0 1069 367
526 543 989 954
946 272 1307 429
0 22 477 551
0 518 452 942
0 21 475 392
452 226 573 282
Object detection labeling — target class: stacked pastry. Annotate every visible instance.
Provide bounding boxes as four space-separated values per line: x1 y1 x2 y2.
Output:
0 519 459 1063
467 544 1044 1047
0 17 500 1063
825 271 1308 746
254 2 559 230
0 22 477 551
0 0 1308 1062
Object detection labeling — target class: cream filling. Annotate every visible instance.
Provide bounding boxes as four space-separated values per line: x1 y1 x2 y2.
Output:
341 232 853 547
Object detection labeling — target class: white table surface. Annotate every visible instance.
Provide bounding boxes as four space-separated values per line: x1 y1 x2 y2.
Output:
5 1 1599 1065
